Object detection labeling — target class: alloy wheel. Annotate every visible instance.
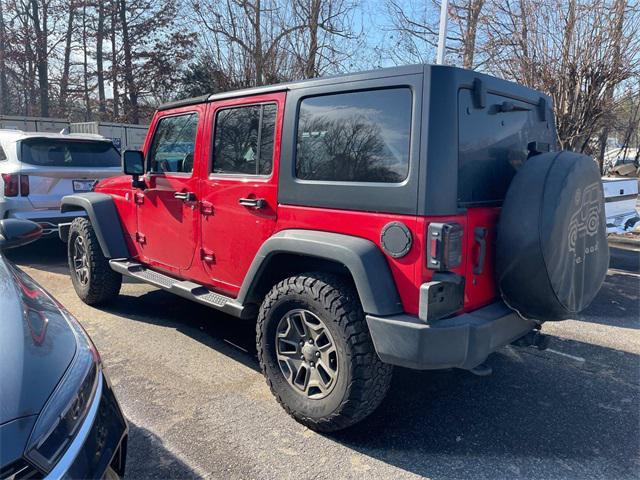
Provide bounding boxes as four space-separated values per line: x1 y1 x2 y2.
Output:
73 236 90 286
275 309 339 399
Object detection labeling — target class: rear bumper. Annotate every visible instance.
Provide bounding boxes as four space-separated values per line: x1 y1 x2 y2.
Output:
366 301 537 370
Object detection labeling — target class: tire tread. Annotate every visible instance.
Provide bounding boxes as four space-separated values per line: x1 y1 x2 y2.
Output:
256 272 393 432
68 217 122 305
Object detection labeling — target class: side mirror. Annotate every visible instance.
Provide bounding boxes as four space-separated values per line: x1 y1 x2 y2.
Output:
122 150 145 188
122 150 144 175
0 219 42 250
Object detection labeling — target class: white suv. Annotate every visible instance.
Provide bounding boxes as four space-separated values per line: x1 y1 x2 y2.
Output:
0 130 121 237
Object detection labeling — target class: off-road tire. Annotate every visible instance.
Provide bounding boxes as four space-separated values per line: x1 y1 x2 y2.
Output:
257 272 393 432
68 217 122 305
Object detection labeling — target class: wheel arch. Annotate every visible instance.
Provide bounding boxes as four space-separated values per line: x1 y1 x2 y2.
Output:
61 193 129 259
238 230 404 316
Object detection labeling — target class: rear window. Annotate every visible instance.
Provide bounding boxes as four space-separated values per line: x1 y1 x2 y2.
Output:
20 139 120 167
295 88 412 183
458 89 556 205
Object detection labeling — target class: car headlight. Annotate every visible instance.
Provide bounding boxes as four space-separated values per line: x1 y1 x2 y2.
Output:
24 310 100 473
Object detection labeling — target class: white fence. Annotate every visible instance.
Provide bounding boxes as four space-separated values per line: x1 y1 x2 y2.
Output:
0 115 148 150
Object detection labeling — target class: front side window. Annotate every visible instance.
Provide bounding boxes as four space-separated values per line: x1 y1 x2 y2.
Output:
296 88 412 183
148 113 198 174
213 103 276 176
20 139 120 167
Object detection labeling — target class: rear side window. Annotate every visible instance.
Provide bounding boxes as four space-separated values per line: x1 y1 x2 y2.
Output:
295 88 412 183
0 145 6 161
148 113 198 174
20 139 120 167
213 103 276 176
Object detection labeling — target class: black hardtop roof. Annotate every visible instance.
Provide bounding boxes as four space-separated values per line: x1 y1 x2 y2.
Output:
157 63 551 112
158 63 426 111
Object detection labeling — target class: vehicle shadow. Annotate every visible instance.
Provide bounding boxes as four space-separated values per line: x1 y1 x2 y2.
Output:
101 290 260 373
126 421 202 479
6 238 69 275
6 238 139 284
329 341 640 479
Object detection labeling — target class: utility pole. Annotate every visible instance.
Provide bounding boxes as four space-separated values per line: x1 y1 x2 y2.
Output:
436 0 449 64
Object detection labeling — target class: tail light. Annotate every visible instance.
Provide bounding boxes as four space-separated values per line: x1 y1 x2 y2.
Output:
426 222 463 270
20 175 29 196
2 173 19 197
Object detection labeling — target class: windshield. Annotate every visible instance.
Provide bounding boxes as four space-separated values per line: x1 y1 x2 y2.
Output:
20 139 120 167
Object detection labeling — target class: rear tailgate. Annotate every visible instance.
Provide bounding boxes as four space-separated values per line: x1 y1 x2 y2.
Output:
19 164 121 209
17 137 121 209
457 77 557 311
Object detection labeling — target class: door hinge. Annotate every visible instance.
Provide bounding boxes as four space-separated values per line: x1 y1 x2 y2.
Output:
200 201 214 216
200 248 215 263
134 192 145 204
136 232 146 245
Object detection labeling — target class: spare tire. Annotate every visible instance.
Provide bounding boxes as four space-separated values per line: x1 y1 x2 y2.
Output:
497 151 608 321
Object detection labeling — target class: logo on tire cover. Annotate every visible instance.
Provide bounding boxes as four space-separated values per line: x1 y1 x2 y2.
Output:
567 182 601 264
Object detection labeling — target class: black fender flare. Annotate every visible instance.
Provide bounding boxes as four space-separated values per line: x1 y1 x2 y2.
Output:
60 192 129 259
237 229 404 316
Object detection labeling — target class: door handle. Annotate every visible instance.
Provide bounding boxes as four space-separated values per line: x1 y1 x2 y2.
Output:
174 191 196 201
238 197 266 209
473 227 487 275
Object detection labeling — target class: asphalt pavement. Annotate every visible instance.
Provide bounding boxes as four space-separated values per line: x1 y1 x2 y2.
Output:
7 240 640 480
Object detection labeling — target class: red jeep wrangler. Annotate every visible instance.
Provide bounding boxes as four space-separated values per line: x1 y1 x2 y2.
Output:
60 65 608 432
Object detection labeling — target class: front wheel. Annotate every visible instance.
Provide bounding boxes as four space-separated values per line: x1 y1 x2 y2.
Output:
68 217 122 305
257 273 393 432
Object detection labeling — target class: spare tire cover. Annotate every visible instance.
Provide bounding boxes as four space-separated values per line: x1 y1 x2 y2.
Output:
497 151 608 321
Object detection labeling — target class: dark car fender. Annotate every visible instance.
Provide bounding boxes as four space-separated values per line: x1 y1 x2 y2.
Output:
237 229 404 316
60 193 129 259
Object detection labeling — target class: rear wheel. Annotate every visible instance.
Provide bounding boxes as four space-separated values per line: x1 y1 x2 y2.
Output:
68 217 122 305
257 272 393 432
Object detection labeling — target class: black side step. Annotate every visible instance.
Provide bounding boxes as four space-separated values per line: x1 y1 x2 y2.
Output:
109 260 249 318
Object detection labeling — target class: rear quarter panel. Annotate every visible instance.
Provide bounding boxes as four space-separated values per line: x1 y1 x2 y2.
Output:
276 205 422 315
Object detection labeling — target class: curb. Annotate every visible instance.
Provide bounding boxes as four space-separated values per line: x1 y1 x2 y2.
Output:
608 235 640 247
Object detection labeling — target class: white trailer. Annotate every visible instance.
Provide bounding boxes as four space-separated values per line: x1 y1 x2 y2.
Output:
603 177 639 233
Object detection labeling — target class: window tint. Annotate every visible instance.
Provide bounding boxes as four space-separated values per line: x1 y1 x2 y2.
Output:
20 139 120 167
0 145 6 161
148 113 198 174
213 103 276 175
296 88 412 183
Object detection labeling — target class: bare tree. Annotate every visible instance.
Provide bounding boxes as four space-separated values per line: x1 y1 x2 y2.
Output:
289 0 361 78
383 0 486 68
484 0 640 158
0 1 9 115
58 0 75 113
28 0 51 116
110 1 120 119
95 0 106 117
191 0 305 86
595 0 627 171
119 0 137 122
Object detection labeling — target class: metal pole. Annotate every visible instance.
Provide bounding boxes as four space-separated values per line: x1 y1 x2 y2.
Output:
436 0 449 65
